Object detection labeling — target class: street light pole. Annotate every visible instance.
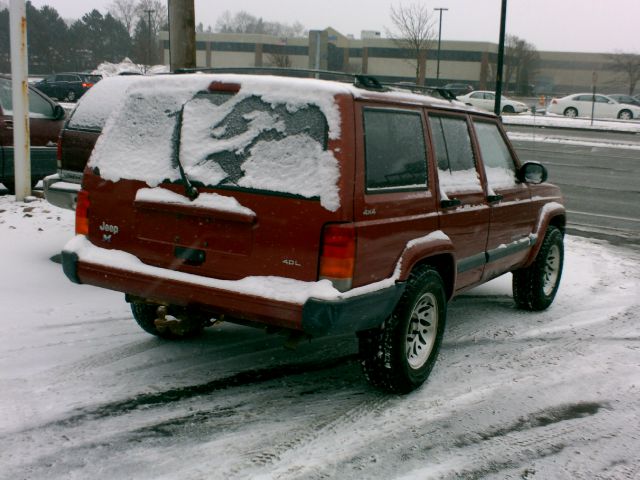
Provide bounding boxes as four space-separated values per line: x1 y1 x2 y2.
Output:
144 9 154 66
434 7 448 84
494 0 508 115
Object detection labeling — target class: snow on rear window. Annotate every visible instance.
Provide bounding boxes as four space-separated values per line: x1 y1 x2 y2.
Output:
88 74 345 210
179 92 339 211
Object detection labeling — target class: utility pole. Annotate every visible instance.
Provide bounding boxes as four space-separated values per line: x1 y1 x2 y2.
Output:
168 0 196 71
9 0 31 201
494 0 508 116
144 9 154 66
434 7 448 83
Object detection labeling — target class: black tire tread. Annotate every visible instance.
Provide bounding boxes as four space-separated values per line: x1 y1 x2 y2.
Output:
513 226 564 311
359 267 446 394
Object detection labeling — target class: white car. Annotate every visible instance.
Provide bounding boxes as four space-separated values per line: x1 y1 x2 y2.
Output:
457 90 528 114
548 93 640 120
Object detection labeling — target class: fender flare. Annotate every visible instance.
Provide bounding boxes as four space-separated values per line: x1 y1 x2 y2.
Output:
524 202 566 266
394 231 457 298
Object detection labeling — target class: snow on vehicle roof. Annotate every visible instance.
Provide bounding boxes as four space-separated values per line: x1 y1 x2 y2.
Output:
67 75 153 131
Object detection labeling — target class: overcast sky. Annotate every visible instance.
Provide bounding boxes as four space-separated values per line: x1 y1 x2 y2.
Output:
23 0 640 53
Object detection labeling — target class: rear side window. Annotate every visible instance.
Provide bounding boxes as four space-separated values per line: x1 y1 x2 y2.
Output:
429 114 481 193
363 108 428 191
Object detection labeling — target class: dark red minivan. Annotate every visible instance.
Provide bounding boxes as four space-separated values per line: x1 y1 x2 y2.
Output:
62 73 565 393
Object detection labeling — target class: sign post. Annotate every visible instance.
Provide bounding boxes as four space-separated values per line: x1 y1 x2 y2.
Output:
590 71 598 126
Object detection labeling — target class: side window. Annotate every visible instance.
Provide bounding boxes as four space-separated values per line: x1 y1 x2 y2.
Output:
28 89 54 118
429 114 480 192
473 120 517 189
363 108 428 191
595 95 609 103
0 79 12 113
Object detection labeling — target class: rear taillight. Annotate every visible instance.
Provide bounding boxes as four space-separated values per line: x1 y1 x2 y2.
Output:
319 224 355 292
82 82 93 88
56 135 62 169
551 98 557 104
75 189 90 235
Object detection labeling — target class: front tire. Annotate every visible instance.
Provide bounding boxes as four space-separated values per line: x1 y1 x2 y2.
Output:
502 105 515 114
513 226 564 311
359 267 447 394
65 90 76 102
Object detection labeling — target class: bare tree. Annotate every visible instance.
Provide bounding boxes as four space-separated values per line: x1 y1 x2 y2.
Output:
108 0 137 36
135 0 167 36
267 51 292 68
0 1 7 10
215 10 306 37
503 35 539 95
387 2 436 85
607 51 640 95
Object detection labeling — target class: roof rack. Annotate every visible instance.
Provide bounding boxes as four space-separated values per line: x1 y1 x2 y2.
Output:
173 67 456 99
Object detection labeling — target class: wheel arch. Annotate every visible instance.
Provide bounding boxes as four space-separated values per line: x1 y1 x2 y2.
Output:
395 232 456 300
525 206 566 266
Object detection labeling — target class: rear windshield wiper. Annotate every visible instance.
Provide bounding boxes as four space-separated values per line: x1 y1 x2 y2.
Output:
171 105 199 200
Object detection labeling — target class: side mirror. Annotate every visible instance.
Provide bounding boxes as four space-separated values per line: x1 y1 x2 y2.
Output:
518 161 548 184
53 104 65 120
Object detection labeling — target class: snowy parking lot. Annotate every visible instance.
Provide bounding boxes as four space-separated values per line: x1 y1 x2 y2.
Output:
1 195 639 479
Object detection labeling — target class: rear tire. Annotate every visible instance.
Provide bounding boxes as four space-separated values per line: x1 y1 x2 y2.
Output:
513 226 564 311
618 109 632 120
130 302 207 339
359 267 446 394
564 107 578 118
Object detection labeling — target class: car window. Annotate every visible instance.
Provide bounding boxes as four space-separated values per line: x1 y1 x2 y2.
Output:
0 78 53 117
0 78 12 112
471 92 482 99
28 89 55 117
595 95 610 103
485 93 495 100
429 114 480 192
575 95 592 102
363 108 428 191
473 120 518 189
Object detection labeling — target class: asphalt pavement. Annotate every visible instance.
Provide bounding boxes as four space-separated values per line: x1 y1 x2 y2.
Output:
506 123 640 246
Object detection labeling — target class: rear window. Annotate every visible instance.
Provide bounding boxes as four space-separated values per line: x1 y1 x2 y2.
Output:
179 92 338 209
88 75 344 211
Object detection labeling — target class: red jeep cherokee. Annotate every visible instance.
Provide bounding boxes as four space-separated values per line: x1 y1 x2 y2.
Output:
62 73 565 393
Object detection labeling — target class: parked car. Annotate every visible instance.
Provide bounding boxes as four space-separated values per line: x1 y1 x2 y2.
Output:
443 83 474 96
44 75 148 209
33 72 102 102
607 94 640 107
548 93 640 119
62 73 565 393
0 75 66 193
457 90 529 114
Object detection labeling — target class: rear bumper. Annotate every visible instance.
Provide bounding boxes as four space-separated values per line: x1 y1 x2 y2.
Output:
43 173 81 210
62 237 404 337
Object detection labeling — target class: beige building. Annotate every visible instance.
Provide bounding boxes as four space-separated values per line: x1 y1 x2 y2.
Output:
161 28 628 95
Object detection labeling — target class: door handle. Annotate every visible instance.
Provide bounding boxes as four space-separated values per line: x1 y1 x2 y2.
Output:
440 198 462 209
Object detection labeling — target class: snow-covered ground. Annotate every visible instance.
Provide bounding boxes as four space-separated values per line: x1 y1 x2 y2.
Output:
0 196 639 479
